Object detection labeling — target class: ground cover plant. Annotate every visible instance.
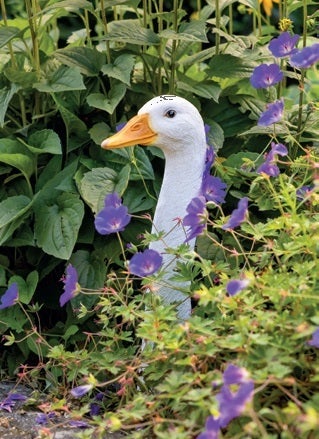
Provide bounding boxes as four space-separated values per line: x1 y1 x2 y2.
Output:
0 0 319 437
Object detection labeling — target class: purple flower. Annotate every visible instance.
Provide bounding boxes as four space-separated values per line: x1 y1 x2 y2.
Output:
257 142 288 177
250 64 283 89
0 393 27 412
296 185 314 201
129 249 163 277
222 197 248 230
308 328 319 348
226 279 250 296
258 99 284 126
197 364 254 439
95 192 131 235
269 32 300 57
202 176 227 205
289 44 319 69
0 283 19 310
71 384 93 398
60 264 79 307
69 420 89 428
36 412 57 425
183 196 207 242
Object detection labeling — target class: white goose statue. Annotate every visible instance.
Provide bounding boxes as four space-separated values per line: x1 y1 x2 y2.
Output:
101 95 207 320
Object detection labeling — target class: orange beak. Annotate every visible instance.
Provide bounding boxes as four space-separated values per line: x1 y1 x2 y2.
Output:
101 113 157 149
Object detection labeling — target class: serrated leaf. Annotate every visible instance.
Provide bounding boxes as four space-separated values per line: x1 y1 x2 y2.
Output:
208 54 256 78
101 54 136 86
87 83 126 114
0 82 20 127
79 167 118 213
160 20 208 43
35 193 84 260
19 129 62 155
104 20 160 45
55 47 105 76
0 26 22 48
34 65 86 92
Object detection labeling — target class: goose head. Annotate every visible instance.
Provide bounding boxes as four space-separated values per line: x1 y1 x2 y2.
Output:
101 95 206 155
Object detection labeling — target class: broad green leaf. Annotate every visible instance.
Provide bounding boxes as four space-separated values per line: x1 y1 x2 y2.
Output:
34 65 86 92
87 83 126 114
160 21 208 43
103 20 160 45
55 47 105 76
62 325 79 341
79 167 118 213
89 122 111 145
0 196 33 245
0 139 34 178
0 26 23 48
123 183 155 213
9 271 38 305
177 75 221 103
115 164 131 195
205 119 224 151
208 54 256 78
35 192 84 260
131 147 155 181
19 129 62 155
43 0 93 12
0 82 20 127
4 67 37 87
101 54 136 86
35 158 78 196
70 249 107 289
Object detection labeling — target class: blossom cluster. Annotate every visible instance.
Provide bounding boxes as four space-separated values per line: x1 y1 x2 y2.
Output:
198 364 254 439
250 32 319 126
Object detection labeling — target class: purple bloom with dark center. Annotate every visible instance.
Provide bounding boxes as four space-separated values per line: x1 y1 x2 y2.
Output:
222 197 248 230
0 283 19 310
269 32 300 57
0 393 27 413
226 279 250 296
197 364 254 439
71 384 93 398
250 64 283 89
257 142 288 177
129 249 163 277
202 176 227 205
95 192 131 235
60 264 79 307
258 99 284 126
308 328 319 348
289 44 319 69
183 196 207 242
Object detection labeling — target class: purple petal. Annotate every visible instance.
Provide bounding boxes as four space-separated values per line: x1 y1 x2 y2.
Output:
257 161 280 177
222 197 248 230
226 279 250 296
104 192 122 208
258 99 284 126
269 32 300 57
71 384 93 398
289 44 319 69
197 415 220 439
308 328 319 348
95 205 131 235
202 176 227 204
69 420 89 428
129 249 163 277
60 264 79 307
0 283 19 310
271 142 288 156
250 64 283 89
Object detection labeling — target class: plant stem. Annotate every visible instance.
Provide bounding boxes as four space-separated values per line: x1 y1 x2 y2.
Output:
215 0 220 54
168 0 179 93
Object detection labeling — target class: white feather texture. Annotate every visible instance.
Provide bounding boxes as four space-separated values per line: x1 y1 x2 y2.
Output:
137 96 207 319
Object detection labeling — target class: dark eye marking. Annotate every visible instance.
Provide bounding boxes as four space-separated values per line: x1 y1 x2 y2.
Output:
165 109 176 118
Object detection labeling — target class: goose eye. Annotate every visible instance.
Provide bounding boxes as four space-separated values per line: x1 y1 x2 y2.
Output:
165 109 176 118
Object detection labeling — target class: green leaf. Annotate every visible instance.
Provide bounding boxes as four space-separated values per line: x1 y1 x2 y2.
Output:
78 167 118 213
0 196 33 245
10 271 38 305
101 54 136 86
208 54 256 78
123 184 155 213
87 83 126 114
43 0 93 12
0 139 34 178
160 20 208 43
103 20 160 45
34 65 86 92
19 129 62 155
0 26 22 48
0 82 20 127
35 193 84 260
177 75 221 103
55 47 105 76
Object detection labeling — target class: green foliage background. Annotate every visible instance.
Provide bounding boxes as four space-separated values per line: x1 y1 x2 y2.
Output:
0 0 319 437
